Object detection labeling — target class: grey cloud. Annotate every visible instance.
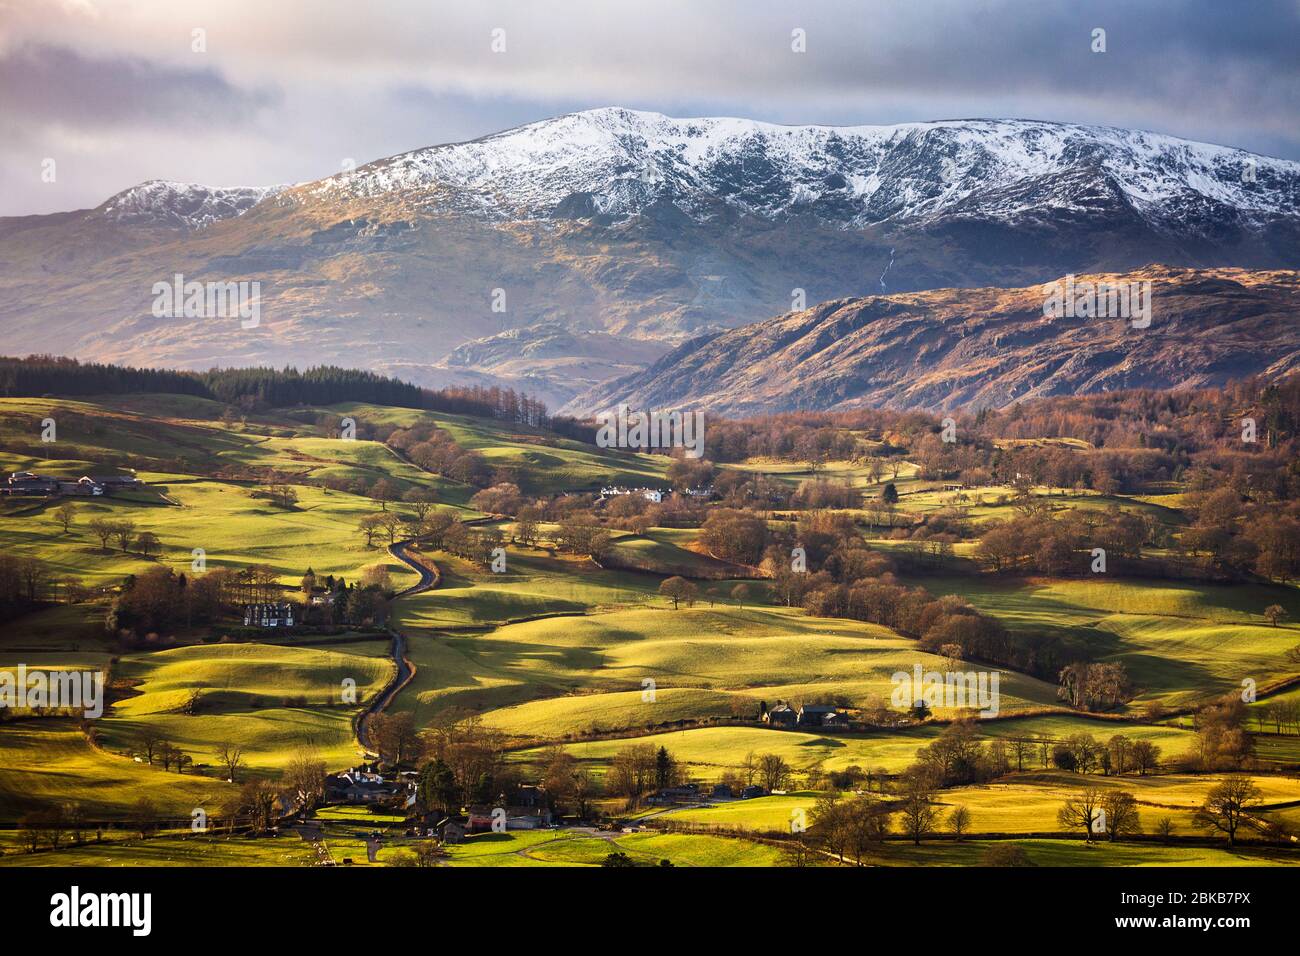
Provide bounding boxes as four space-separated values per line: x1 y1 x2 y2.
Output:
0 43 276 128
1 0 1297 216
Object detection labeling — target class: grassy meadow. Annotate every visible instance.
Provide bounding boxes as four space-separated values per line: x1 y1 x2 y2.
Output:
2 393 1298 868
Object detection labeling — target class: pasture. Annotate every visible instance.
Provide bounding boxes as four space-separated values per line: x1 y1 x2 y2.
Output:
95 640 391 773
395 604 1060 739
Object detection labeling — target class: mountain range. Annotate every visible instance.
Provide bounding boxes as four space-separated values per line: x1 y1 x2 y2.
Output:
2 108 1297 409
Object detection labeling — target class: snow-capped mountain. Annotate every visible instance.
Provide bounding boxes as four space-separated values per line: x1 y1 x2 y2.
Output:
304 108 1298 233
94 181 286 229
1 108 1297 407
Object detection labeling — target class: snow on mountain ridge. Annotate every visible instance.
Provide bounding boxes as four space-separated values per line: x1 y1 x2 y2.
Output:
302 108 1299 229
96 180 287 229
84 110 1300 233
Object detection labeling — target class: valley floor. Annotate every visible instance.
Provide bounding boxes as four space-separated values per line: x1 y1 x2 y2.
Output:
2 396 1298 868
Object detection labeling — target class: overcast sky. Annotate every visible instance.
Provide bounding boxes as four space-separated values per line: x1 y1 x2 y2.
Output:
2 0 1297 217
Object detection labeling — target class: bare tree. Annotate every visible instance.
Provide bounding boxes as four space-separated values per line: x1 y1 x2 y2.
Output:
370 711 420 767
1130 740 1161 775
757 753 791 792
135 531 161 558
216 742 245 783
947 804 971 841
359 513 386 547
88 517 115 552
284 750 328 810
137 729 162 765
227 779 281 834
402 487 438 524
1100 790 1142 841
899 781 939 845
53 503 76 534
1195 775 1262 848
1009 738 1033 772
111 518 137 552
132 797 158 839
1057 787 1104 843
371 479 398 512
741 750 758 787
659 576 698 609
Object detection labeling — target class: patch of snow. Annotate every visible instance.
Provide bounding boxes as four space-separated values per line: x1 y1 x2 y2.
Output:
95 180 287 229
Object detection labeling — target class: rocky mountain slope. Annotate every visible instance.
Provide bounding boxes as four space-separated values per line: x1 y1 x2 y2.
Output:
566 267 1300 416
1 109 1297 406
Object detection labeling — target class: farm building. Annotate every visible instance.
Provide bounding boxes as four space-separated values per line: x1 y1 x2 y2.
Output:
466 791 555 831
599 485 666 503
4 472 59 495
3 471 143 497
93 474 143 490
58 477 104 496
647 783 701 806
798 704 849 729
326 767 401 804
432 818 466 844
243 602 296 627
763 702 798 727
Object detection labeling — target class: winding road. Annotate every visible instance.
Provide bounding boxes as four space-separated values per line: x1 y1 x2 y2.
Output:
390 537 440 596
354 538 438 753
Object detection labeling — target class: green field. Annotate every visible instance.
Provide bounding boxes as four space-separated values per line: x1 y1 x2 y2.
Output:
654 770 1300 840
96 640 393 772
0 722 229 820
4 393 1299 870
603 527 750 578
312 402 668 495
856 840 1300 867
0 477 426 590
514 715 1207 784
0 833 316 867
915 576 1300 707
394 604 1060 739
442 828 783 867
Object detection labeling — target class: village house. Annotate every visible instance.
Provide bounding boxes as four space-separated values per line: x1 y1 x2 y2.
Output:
502 806 552 829
94 474 143 490
763 701 798 728
4 471 143 497
433 818 466 844
798 704 850 729
3 472 59 495
57 477 104 496
243 602 295 627
466 805 495 832
599 485 666 503
465 787 554 832
326 767 402 804
647 782 701 806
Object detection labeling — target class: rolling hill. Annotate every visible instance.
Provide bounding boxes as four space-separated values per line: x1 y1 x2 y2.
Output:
569 266 1300 415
